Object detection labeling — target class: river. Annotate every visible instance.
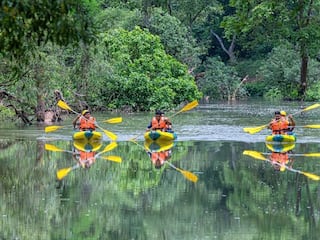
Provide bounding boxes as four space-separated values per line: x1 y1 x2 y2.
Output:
1 100 320 239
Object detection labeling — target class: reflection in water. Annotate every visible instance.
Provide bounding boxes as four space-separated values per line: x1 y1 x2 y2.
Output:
244 142 320 180
143 139 198 182
2 100 320 239
144 139 174 169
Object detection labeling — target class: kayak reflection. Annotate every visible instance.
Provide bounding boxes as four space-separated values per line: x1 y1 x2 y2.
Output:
144 139 174 169
73 137 103 168
267 143 295 172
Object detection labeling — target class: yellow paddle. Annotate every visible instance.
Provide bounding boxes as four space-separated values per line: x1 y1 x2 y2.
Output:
169 100 199 118
302 124 320 129
103 117 122 124
57 100 117 141
243 150 320 181
45 144 74 153
100 155 122 163
165 161 198 183
56 141 118 180
243 103 320 134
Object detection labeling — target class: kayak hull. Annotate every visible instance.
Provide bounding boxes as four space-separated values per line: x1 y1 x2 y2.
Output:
73 131 103 141
144 130 177 141
73 131 103 152
265 134 296 143
266 142 295 153
144 139 175 152
73 139 102 152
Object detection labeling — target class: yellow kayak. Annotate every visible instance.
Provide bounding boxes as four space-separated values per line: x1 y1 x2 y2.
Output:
144 130 177 141
144 139 175 152
266 142 295 153
73 139 102 152
73 131 103 141
265 134 296 143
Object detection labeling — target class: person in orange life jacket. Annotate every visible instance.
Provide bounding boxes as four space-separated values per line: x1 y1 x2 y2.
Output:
73 150 96 168
280 111 295 132
269 151 293 172
73 109 97 131
161 111 173 133
148 150 172 169
268 111 289 135
146 110 172 132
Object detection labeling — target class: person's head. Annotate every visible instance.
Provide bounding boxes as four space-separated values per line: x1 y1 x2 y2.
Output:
280 111 286 116
154 159 163 169
82 109 90 116
274 111 281 120
155 110 162 119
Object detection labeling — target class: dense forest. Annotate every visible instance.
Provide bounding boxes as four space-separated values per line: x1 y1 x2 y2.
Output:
1 0 320 124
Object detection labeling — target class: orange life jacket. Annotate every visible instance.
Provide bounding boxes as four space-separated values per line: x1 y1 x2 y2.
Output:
151 151 169 164
151 117 166 130
270 152 289 164
79 116 96 131
78 151 96 167
270 118 289 134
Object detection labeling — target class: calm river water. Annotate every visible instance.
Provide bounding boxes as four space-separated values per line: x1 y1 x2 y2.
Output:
1 100 320 240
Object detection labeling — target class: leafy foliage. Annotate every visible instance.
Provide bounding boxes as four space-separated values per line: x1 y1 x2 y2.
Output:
100 26 201 111
0 0 95 58
198 57 247 100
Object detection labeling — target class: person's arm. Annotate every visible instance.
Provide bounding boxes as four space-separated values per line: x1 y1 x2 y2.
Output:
73 115 81 128
146 121 152 131
288 115 295 131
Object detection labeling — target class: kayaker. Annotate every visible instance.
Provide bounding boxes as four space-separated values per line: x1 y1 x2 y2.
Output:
268 111 289 135
280 111 295 132
146 110 172 132
73 109 97 131
73 150 96 168
161 111 173 132
269 151 293 172
148 150 172 169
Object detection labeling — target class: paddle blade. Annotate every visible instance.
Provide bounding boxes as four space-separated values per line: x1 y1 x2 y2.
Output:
180 169 198 182
101 142 118 154
101 155 122 163
301 171 320 181
103 117 122 124
170 100 199 118
103 129 118 141
303 124 320 129
45 125 64 133
243 150 267 161
303 153 320 157
179 100 199 113
301 103 320 112
56 167 72 180
243 124 268 134
45 144 65 152
57 100 73 111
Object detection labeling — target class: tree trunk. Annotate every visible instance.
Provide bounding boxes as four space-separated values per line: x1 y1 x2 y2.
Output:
299 53 308 100
35 63 46 122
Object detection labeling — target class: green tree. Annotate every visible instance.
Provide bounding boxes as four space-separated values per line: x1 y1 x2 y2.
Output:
0 0 95 122
101 26 201 111
222 0 320 99
0 0 95 58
